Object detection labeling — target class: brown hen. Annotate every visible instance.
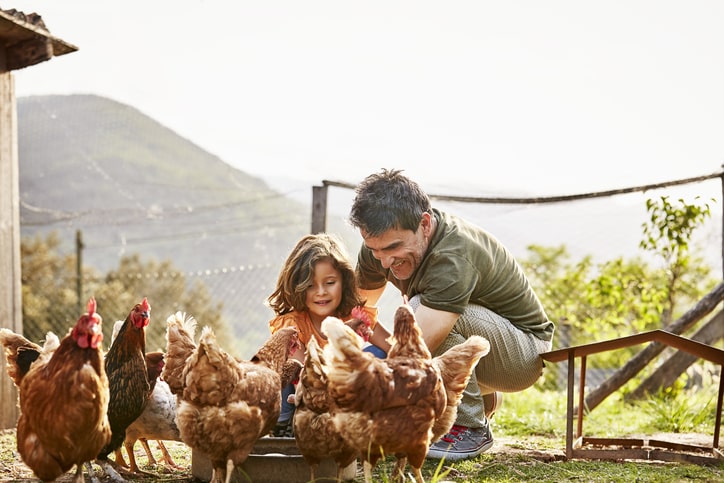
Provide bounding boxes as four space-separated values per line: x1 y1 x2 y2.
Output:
430 336 490 442
293 336 358 482
114 350 182 474
163 311 300 483
95 297 152 482
322 300 489 483
0 298 111 483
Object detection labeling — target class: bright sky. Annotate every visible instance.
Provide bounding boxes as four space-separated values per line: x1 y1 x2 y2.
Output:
10 1 724 198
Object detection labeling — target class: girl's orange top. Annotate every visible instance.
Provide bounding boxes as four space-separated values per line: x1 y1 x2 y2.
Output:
268 305 379 348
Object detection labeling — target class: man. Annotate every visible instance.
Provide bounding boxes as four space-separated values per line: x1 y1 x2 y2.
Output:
349 168 555 461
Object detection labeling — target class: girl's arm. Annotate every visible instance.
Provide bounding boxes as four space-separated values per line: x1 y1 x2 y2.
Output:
368 321 392 354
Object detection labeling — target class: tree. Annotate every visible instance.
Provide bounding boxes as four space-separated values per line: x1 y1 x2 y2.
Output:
20 233 232 355
640 195 715 325
20 232 80 342
522 245 665 345
522 196 718 399
88 253 231 353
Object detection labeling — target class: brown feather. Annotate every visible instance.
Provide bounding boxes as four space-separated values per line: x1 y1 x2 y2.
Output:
293 337 358 481
322 301 489 483
165 320 299 483
431 336 490 441
98 298 152 460
0 300 111 482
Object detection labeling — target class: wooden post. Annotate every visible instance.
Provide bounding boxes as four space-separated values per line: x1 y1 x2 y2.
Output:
557 318 570 389
720 165 723 279
76 229 83 314
311 185 328 234
0 8 77 429
0 51 22 429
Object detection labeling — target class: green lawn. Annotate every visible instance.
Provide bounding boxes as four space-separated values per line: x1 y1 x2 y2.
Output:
1 385 722 482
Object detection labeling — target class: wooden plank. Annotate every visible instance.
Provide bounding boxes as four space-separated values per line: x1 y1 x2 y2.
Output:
570 447 722 466
542 327 724 365
541 282 724 364
5 37 52 71
0 9 78 64
311 185 327 234
541 306 724 466
648 439 714 452
0 8 78 429
0 64 21 430
629 311 724 400
582 437 647 447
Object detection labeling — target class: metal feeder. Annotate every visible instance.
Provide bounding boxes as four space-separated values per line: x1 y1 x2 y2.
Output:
192 437 357 482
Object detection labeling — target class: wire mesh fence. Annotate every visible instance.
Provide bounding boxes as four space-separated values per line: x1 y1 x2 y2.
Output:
18 172 723 392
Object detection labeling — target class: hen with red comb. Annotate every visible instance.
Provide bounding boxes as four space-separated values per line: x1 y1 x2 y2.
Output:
95 297 152 482
0 297 111 483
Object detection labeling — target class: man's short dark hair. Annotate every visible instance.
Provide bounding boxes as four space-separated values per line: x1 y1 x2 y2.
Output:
349 168 432 236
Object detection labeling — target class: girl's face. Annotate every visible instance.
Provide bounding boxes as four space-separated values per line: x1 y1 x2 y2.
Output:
305 258 343 324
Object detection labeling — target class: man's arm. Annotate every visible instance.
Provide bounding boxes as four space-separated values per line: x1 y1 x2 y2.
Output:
414 303 460 353
368 323 392 353
360 286 392 352
363 285 459 353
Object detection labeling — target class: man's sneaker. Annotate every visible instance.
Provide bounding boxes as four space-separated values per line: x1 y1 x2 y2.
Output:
483 391 502 419
427 422 494 460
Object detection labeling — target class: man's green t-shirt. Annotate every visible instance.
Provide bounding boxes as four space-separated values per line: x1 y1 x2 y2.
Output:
356 208 555 342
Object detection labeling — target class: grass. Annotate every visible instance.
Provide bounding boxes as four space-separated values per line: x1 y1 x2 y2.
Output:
1 385 723 482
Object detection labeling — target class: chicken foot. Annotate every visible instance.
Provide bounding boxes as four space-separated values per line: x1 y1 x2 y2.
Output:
210 459 236 483
121 441 156 476
76 462 100 483
139 439 184 471
362 460 374 483
112 449 128 468
139 439 157 466
390 456 424 483
95 456 146 482
112 442 156 477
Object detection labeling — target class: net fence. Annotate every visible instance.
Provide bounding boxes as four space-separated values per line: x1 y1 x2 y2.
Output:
19 173 723 390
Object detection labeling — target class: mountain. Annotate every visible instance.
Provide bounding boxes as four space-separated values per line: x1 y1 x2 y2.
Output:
17 94 316 354
16 94 722 353
18 94 309 273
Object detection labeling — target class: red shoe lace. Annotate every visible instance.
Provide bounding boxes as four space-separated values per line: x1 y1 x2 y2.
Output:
441 425 468 443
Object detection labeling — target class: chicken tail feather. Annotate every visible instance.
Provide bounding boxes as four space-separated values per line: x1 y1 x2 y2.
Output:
163 312 198 396
434 335 490 406
0 329 43 386
431 335 491 441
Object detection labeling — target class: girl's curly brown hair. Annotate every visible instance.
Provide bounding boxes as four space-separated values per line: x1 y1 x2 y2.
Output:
266 233 365 317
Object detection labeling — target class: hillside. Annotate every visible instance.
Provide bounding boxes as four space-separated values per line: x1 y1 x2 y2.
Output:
17 94 312 354
15 94 723 354
18 94 309 273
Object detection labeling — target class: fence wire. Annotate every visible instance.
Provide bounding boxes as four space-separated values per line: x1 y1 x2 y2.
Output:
19 174 723 391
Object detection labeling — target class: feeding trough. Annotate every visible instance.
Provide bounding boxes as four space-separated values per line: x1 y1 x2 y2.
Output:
192 437 358 483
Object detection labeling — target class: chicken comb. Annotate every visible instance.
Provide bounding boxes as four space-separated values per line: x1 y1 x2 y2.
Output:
141 297 150 312
87 297 97 317
351 306 373 327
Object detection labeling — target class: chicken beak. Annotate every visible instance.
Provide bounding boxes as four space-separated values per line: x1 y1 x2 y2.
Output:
90 323 104 347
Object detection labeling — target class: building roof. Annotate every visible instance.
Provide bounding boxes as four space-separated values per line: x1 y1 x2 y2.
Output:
0 7 77 71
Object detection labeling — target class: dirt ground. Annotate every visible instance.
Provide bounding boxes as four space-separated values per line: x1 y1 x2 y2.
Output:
0 430 720 482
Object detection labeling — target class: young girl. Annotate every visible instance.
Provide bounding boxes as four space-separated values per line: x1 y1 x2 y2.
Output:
267 233 390 436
